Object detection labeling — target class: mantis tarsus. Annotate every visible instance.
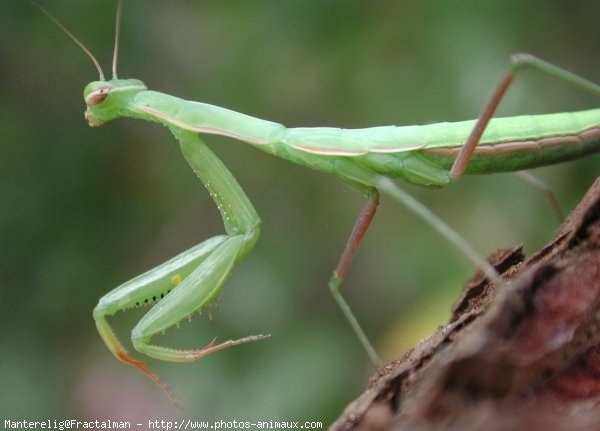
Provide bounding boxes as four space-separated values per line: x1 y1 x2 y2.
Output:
38 1 600 409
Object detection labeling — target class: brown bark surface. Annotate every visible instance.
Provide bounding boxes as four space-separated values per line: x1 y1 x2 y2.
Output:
331 177 600 431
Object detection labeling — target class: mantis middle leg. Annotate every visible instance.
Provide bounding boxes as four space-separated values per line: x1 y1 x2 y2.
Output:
329 189 381 366
330 176 505 367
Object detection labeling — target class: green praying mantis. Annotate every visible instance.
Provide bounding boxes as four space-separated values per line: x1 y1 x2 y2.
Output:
37 1 600 409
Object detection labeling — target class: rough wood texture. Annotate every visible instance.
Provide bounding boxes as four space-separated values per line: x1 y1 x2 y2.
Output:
331 177 600 431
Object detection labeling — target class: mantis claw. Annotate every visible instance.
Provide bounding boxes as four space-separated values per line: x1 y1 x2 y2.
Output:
116 349 182 410
181 333 272 361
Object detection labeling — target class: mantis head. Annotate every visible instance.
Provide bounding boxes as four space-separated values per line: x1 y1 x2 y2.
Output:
84 79 147 127
34 0 137 127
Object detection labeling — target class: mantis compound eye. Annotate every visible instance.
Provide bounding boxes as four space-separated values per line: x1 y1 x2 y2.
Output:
86 86 111 106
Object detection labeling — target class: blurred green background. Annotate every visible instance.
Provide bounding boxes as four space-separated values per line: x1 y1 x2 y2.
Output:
1 0 599 425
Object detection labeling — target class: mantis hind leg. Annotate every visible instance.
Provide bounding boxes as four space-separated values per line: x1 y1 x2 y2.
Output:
376 177 505 288
514 171 564 221
328 189 381 366
451 54 600 179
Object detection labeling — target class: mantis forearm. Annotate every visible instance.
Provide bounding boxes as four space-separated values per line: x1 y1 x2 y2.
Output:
174 128 261 240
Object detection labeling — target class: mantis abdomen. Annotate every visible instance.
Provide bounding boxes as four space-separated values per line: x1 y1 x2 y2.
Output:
281 109 600 187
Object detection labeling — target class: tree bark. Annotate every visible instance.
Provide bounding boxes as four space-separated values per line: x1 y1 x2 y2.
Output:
331 177 600 431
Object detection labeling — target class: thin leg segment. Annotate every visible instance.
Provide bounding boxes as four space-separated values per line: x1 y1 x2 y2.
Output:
451 53 600 179
377 177 505 288
329 189 381 366
514 171 564 222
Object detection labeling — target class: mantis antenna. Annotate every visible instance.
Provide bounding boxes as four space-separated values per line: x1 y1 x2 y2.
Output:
112 0 122 79
31 1 106 81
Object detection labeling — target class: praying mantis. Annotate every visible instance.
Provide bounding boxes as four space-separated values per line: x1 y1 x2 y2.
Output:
36 1 600 409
